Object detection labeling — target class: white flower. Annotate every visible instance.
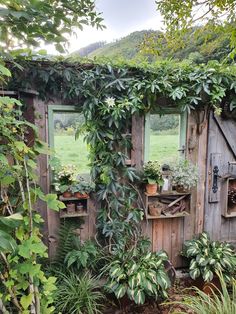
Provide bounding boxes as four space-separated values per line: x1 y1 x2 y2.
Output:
105 97 115 107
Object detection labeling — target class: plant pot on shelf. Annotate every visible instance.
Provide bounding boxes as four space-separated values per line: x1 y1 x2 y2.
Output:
146 183 158 195
62 191 73 198
76 203 84 213
148 202 163 216
74 192 88 199
175 185 190 194
66 203 75 214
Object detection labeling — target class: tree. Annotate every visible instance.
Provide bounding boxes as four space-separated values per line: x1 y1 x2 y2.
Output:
0 0 105 52
156 0 236 57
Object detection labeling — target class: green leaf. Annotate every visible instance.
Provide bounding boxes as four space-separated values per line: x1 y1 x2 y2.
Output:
0 230 17 252
203 269 214 282
190 268 201 279
133 289 145 305
20 293 33 310
43 194 64 211
115 284 127 299
18 263 41 277
0 64 11 77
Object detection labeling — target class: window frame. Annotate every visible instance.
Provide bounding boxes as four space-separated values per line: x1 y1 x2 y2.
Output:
48 104 80 149
47 104 91 179
144 110 187 162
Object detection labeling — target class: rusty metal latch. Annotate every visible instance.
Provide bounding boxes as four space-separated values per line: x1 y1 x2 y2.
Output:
212 166 219 193
178 145 186 153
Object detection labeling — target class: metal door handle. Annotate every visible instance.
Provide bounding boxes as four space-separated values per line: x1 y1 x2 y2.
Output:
212 166 219 193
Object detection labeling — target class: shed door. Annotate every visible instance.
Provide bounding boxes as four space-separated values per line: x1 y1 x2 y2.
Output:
204 113 236 245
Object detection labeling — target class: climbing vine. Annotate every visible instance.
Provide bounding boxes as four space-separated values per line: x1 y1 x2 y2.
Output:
0 64 64 313
6 58 236 251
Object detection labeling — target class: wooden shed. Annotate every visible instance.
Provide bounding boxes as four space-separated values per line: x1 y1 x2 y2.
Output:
6 60 236 268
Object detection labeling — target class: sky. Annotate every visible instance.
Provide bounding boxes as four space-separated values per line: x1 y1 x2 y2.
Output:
46 0 163 54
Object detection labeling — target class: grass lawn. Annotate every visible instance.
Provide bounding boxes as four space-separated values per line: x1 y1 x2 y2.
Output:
54 134 90 174
149 133 179 164
54 133 179 173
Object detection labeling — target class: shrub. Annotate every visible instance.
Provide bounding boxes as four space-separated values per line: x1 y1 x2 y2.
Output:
182 232 236 282
102 249 171 305
65 238 99 272
55 272 104 314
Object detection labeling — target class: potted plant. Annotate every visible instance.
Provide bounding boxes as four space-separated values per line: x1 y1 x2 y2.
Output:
71 180 95 199
171 159 198 193
182 232 236 293
57 165 77 198
143 160 163 194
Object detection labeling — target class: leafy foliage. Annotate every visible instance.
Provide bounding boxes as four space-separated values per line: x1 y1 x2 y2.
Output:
182 232 236 282
176 272 236 314
102 248 171 305
65 238 99 272
55 271 105 314
156 1 236 57
171 159 198 190
54 221 81 265
0 64 65 313
0 0 104 52
143 160 163 185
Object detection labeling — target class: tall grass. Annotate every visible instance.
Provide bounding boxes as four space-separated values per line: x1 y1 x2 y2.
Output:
176 274 236 314
55 272 105 314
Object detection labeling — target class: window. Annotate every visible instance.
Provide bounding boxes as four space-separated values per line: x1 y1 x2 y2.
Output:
48 105 90 174
144 112 187 164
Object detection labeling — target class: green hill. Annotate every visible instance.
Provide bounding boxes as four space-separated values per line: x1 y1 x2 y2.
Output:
72 28 232 63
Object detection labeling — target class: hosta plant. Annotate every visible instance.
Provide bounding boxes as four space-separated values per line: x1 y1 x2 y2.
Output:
102 249 171 305
182 232 236 282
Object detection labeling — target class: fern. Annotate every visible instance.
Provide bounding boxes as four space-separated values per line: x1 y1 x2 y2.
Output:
54 220 81 265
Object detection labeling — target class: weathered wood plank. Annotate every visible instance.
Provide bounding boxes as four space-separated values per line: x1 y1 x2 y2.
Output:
131 114 144 169
204 112 236 242
171 218 183 267
195 112 208 234
214 115 236 159
152 220 163 252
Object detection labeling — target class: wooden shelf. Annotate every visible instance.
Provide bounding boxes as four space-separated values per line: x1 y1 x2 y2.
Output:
146 211 190 219
221 177 236 218
60 212 89 218
59 196 89 201
59 195 90 219
145 192 190 197
144 192 191 219
222 212 236 218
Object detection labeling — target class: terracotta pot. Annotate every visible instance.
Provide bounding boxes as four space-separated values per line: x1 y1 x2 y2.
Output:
146 183 158 195
175 185 189 193
193 276 221 295
76 204 84 213
74 192 88 199
67 203 75 213
149 203 162 216
62 191 72 198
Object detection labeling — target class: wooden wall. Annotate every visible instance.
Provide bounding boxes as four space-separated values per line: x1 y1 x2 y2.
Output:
140 110 209 267
204 113 236 244
29 95 235 266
